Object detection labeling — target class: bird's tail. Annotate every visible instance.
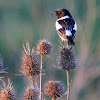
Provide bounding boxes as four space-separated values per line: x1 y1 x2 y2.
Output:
67 36 75 45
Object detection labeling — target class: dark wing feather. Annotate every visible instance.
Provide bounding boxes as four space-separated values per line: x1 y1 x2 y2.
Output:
57 27 67 40
57 20 67 40
57 17 76 42
64 17 75 30
71 30 76 39
64 17 76 39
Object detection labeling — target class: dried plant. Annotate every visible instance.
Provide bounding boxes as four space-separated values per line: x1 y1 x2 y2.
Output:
37 39 52 100
58 47 77 70
37 39 52 56
44 81 64 100
0 79 15 100
58 47 77 100
21 42 40 88
0 55 7 74
24 87 39 100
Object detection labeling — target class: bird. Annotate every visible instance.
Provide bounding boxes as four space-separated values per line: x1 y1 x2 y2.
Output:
51 8 77 46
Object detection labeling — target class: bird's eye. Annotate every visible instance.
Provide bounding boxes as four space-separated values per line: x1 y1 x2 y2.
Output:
57 12 61 14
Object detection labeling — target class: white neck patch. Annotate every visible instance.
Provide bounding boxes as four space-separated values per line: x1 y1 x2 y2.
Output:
57 15 69 21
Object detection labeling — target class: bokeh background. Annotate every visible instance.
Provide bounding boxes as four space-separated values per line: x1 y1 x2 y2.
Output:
0 0 100 100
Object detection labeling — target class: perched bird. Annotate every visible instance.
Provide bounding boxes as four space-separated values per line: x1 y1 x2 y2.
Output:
52 8 77 46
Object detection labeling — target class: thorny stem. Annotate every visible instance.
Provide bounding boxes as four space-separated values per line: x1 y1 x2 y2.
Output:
60 90 68 97
30 75 34 88
62 41 64 46
52 96 56 100
66 69 70 100
39 54 44 100
36 82 47 97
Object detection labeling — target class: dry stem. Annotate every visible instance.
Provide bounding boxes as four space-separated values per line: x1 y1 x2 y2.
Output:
30 75 34 88
39 54 44 100
66 69 70 100
52 96 56 100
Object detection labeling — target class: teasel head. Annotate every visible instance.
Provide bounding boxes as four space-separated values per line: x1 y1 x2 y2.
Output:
37 39 52 100
24 87 39 100
0 79 15 100
37 39 52 56
58 47 77 70
21 42 40 76
44 81 64 99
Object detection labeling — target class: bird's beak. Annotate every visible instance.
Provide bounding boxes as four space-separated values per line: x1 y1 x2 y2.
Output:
50 11 56 15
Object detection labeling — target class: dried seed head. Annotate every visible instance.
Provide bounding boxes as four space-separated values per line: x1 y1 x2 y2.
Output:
21 53 40 76
37 39 52 56
0 80 15 100
24 87 39 100
21 42 40 76
58 47 77 70
45 81 64 98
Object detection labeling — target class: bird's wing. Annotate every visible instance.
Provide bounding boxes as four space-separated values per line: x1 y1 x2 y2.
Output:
56 17 77 41
56 20 67 40
57 27 67 41
64 17 77 39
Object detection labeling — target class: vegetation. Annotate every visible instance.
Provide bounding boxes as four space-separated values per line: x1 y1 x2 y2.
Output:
0 0 100 100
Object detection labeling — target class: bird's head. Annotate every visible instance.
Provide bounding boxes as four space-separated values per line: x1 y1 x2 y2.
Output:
51 9 72 19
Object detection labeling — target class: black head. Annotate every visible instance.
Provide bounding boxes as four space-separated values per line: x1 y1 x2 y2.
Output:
52 8 72 19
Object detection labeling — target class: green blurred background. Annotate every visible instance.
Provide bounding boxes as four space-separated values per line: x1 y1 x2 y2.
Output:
0 0 100 100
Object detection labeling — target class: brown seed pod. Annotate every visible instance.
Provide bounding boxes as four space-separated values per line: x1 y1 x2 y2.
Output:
58 47 77 70
24 87 39 100
37 39 52 56
0 80 15 100
45 81 64 98
21 53 40 76
21 42 40 76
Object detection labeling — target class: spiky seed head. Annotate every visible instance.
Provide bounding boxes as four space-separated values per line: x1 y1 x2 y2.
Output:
45 81 64 98
1 90 15 100
21 53 40 76
0 80 15 100
21 42 40 76
24 88 39 100
58 47 77 70
37 39 52 56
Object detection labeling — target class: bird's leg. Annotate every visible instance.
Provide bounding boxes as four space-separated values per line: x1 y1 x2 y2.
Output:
67 42 69 48
67 42 71 49
67 42 72 49
62 41 64 48
68 45 72 49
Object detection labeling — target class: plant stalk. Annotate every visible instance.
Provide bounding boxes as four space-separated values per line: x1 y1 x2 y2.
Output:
30 75 34 88
39 54 44 100
66 69 70 100
52 96 56 100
